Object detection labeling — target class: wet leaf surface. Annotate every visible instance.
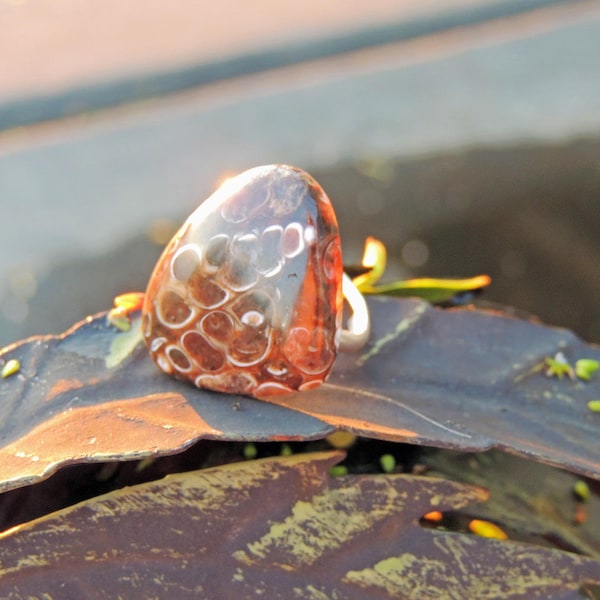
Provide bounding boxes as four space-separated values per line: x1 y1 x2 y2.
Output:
0 296 599 494
0 452 598 599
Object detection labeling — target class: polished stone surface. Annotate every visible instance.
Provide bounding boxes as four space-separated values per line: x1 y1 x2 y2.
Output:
143 165 342 398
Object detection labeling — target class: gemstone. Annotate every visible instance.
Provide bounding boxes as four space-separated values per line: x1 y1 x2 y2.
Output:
142 165 343 399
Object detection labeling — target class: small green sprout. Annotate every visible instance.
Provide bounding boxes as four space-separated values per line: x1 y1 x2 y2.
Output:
544 354 599 382
280 443 293 456
587 400 600 413
107 307 132 332
544 353 575 380
573 480 591 502
329 465 348 477
243 443 257 460
351 237 491 303
379 454 396 473
575 359 600 381
1 359 20 379
135 457 156 473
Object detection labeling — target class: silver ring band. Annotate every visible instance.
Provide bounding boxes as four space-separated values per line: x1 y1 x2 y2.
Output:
339 273 370 352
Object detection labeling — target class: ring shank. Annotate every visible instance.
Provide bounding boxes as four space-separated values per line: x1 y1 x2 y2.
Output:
339 273 370 352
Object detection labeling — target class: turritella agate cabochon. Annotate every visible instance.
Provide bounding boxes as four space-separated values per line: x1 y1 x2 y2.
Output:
142 165 343 399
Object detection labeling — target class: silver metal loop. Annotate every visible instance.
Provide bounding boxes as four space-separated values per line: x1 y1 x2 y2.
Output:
339 273 370 352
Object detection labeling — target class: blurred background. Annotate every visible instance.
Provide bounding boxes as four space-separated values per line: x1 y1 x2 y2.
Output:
1 0 599 347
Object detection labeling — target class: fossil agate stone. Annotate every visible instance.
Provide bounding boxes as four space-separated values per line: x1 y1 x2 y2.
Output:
142 165 343 399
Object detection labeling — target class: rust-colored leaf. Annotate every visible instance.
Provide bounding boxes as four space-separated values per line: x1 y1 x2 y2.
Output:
0 452 597 599
0 296 599 494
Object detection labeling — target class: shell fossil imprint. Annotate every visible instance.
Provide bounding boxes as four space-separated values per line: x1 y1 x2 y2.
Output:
142 164 344 400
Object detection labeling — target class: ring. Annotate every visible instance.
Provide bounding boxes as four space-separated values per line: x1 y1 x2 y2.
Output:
339 273 371 353
141 164 370 399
